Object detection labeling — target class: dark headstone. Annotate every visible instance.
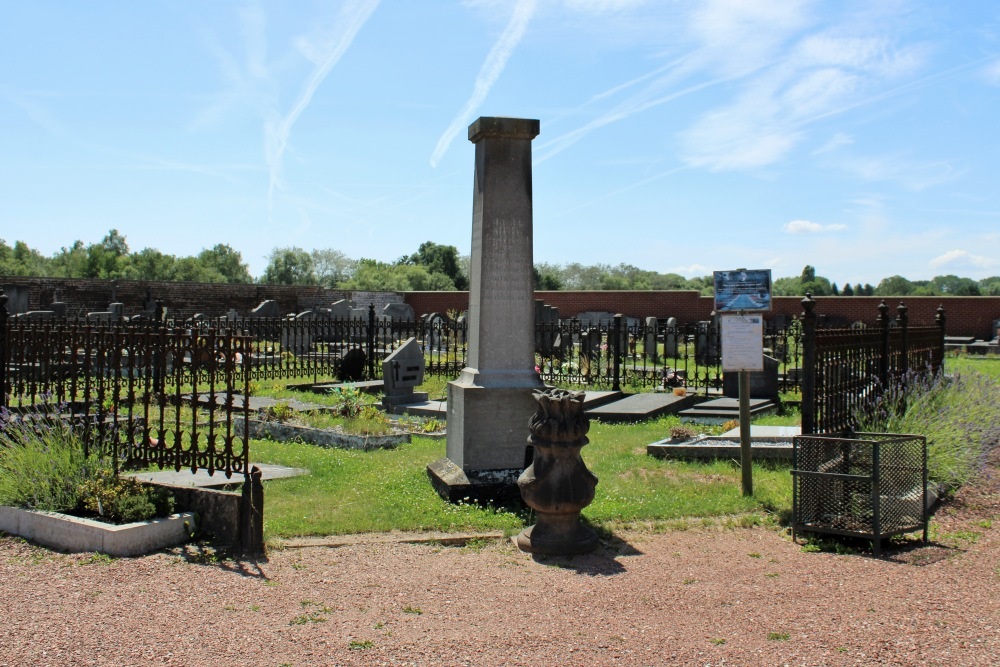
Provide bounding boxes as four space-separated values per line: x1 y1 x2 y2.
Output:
723 355 780 400
250 300 280 318
339 347 367 382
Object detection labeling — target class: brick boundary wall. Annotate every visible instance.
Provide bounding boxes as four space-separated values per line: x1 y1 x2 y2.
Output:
0 277 398 321
404 291 1000 340
2 278 994 339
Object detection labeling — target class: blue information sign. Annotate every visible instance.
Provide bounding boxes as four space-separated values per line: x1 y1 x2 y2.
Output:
713 269 772 313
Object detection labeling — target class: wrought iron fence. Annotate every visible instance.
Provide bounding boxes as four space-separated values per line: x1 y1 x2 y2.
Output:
4 300 812 402
1 294 252 480
801 297 945 435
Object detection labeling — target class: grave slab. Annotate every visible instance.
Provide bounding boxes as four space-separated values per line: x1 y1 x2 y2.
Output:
125 463 308 489
585 392 697 423
580 390 623 410
678 397 778 424
382 399 447 419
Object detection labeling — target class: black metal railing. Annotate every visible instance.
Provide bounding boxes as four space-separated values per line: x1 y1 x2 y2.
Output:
5 300 815 400
801 296 945 435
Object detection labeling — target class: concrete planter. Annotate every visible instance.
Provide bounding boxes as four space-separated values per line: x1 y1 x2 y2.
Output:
0 506 196 557
234 417 410 451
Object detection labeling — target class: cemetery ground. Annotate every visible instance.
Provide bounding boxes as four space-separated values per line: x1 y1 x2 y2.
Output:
0 356 997 665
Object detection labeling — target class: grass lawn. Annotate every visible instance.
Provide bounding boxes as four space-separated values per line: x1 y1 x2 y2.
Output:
247 354 996 541
252 412 793 539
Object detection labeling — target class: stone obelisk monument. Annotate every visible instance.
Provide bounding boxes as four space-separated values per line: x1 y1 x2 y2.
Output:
428 116 544 502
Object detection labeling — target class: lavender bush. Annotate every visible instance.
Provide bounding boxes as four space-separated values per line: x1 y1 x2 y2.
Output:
853 369 1000 488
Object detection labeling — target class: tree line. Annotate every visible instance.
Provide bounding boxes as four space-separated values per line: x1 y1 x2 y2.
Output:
2 231 998 296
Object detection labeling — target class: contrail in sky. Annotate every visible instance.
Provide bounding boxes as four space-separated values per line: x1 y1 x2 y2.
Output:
265 0 380 207
430 0 537 167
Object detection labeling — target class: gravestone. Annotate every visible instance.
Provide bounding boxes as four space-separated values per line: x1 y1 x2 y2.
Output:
664 316 679 358
535 301 559 356
579 327 601 378
423 312 449 352
15 310 54 321
251 300 280 318
644 316 659 362
339 348 367 382
722 355 780 400
695 320 720 365
330 299 353 320
49 291 67 318
383 302 415 322
381 337 429 409
280 311 316 355
1 286 28 314
109 303 124 319
429 116 544 502
992 318 1000 343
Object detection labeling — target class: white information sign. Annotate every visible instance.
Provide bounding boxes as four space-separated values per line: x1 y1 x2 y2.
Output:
721 315 763 372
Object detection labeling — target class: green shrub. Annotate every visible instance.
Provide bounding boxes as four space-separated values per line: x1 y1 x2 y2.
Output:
0 412 174 523
78 468 175 524
0 416 101 512
854 369 1000 487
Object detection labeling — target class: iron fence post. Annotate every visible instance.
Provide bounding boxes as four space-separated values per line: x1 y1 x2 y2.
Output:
800 294 816 435
367 303 376 379
877 300 890 389
612 313 622 392
0 288 7 410
935 305 946 373
897 301 909 380
239 465 264 556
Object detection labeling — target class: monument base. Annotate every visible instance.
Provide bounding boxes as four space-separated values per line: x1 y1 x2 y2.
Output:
381 392 429 410
426 458 522 504
515 519 599 556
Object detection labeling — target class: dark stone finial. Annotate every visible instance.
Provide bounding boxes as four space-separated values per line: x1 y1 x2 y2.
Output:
877 300 889 322
936 305 946 326
896 301 908 322
800 293 816 318
516 389 599 555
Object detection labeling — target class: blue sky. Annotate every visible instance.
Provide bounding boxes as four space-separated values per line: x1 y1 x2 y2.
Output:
2 0 999 285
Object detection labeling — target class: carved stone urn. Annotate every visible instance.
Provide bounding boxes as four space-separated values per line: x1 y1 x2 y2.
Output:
516 389 599 555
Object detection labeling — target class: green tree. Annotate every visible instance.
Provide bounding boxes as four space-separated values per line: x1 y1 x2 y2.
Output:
50 241 89 278
311 249 356 288
346 259 455 291
128 248 177 281
930 274 980 296
261 247 316 285
405 241 467 290
979 276 1000 296
841 283 854 296
533 265 563 290
197 244 252 284
86 229 131 279
874 275 914 296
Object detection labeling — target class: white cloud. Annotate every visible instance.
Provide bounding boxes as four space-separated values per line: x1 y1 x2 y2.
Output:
668 263 710 278
981 58 1000 86
784 219 848 233
562 0 647 13
835 154 963 191
929 249 997 270
813 132 854 155
265 0 381 206
430 0 537 167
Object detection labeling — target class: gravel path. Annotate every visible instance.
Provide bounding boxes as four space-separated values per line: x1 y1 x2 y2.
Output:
1 468 997 667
